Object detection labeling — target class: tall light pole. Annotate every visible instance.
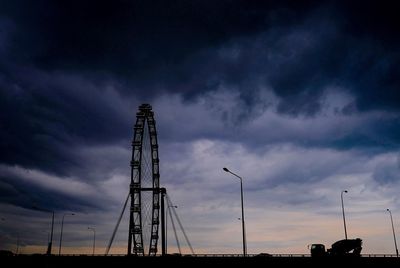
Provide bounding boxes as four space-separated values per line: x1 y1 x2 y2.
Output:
32 206 55 255
58 213 75 255
387 209 399 257
223 167 247 257
341 190 348 240
88 227 96 256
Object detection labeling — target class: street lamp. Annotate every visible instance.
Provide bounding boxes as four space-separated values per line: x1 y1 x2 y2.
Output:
32 206 55 255
223 167 247 257
341 190 348 240
58 213 75 255
387 209 399 257
88 227 96 256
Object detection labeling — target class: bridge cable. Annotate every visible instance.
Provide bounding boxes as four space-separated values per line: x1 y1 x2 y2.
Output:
166 194 195 254
105 191 130 255
167 201 181 254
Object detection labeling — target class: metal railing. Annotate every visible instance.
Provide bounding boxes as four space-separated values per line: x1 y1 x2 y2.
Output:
16 253 400 258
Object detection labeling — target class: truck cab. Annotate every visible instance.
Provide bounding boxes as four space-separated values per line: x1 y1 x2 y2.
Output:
309 244 326 257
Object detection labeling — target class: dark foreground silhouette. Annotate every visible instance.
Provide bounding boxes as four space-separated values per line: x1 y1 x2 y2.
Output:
3 255 399 268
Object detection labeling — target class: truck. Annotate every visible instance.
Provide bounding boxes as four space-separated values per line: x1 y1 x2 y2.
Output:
309 238 363 257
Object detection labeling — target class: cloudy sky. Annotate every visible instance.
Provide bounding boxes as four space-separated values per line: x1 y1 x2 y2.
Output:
0 0 399 255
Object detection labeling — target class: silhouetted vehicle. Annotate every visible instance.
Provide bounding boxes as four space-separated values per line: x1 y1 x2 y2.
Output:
309 244 326 257
309 238 362 257
254 253 273 257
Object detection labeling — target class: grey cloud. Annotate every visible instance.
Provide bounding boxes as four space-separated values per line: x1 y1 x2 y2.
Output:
373 157 400 184
0 67 136 176
154 90 400 150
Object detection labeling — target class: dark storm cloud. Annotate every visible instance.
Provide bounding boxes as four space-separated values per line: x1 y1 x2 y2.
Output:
0 0 399 217
1 0 268 70
0 66 134 176
0 0 319 185
0 64 135 210
268 1 400 114
2 0 399 112
1 0 320 97
0 173 94 212
0 0 398 179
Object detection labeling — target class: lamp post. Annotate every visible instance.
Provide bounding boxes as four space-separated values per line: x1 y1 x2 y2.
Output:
223 167 247 257
32 206 55 255
58 213 75 255
341 190 348 240
88 227 96 256
387 209 399 257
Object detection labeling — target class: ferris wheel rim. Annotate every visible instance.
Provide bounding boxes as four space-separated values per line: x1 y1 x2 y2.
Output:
129 104 160 256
